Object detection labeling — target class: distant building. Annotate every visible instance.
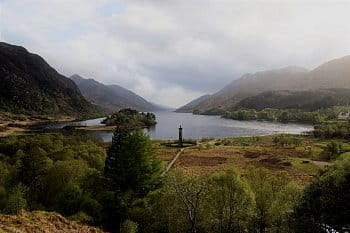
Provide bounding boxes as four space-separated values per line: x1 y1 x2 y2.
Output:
338 111 350 120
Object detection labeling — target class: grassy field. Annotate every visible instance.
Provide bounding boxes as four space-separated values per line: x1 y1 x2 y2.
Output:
154 135 350 183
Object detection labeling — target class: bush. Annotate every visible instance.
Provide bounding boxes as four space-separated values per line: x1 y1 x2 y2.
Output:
293 160 350 232
121 220 138 233
4 185 27 214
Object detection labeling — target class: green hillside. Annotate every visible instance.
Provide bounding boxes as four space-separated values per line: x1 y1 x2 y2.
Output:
0 42 100 118
236 89 350 111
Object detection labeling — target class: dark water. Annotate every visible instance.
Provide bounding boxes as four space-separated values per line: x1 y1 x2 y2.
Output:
38 111 313 142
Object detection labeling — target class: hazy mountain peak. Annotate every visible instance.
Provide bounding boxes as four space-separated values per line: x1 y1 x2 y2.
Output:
175 94 211 112
70 75 162 113
179 55 350 113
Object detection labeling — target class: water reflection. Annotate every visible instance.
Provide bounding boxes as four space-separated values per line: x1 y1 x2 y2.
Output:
36 112 313 142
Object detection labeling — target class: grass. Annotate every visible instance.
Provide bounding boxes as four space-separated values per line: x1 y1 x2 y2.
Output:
155 135 347 184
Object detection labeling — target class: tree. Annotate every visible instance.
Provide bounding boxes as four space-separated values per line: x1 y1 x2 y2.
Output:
246 168 301 233
206 170 254 233
293 160 350 232
4 184 27 214
325 141 341 160
105 127 161 194
163 170 205 233
278 111 289 123
104 126 161 232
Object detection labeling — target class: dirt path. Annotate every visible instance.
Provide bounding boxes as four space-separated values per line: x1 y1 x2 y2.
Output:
160 139 215 176
311 160 330 166
161 147 186 176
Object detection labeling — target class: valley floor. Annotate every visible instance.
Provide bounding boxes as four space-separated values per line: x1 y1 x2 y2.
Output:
154 135 346 183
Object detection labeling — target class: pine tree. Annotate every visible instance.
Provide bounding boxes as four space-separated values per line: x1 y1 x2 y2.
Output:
104 126 161 195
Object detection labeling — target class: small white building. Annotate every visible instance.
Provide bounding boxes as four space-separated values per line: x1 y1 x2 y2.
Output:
338 111 350 120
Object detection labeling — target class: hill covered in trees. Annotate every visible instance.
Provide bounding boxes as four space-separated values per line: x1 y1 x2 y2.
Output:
71 75 161 113
102 108 156 128
235 88 350 111
180 56 350 114
0 42 100 118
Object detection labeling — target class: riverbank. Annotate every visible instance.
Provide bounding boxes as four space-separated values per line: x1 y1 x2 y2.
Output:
0 111 75 137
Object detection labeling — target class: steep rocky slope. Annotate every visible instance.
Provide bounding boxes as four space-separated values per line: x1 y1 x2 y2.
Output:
0 42 100 118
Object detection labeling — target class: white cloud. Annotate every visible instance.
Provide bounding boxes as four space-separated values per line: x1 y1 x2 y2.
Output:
1 0 349 107
132 75 204 107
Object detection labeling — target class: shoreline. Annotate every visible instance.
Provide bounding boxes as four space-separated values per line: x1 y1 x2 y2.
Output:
0 113 76 137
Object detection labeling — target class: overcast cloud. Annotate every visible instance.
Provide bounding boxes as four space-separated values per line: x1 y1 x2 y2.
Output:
0 0 349 107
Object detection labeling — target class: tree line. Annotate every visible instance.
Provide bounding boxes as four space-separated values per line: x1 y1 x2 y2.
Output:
0 129 349 232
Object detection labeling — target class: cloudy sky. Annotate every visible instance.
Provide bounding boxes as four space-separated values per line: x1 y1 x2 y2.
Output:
0 0 349 107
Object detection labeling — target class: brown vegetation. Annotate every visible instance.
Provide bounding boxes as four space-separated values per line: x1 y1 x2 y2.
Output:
0 211 105 233
155 136 329 183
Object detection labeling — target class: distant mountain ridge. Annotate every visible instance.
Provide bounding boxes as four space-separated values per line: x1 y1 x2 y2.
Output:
179 56 350 113
0 42 100 118
175 94 211 112
71 75 161 113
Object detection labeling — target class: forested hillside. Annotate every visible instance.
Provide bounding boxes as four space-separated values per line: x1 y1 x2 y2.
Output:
0 42 100 118
236 88 350 111
181 56 350 114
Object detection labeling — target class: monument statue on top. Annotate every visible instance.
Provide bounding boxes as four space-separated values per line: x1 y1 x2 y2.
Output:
179 125 183 147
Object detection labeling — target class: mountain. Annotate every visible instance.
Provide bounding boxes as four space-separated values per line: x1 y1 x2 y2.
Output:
71 74 160 113
185 56 350 114
305 56 350 89
175 94 211 112
0 42 100 118
236 88 350 111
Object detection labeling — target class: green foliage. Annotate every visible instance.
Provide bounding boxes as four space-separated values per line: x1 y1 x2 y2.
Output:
4 185 27 214
0 134 106 225
1 131 349 233
313 121 350 139
121 220 139 233
325 141 342 160
103 126 161 232
246 168 302 233
205 170 254 232
69 211 94 224
236 89 350 111
224 108 326 124
273 134 302 147
293 160 350 232
130 168 301 233
105 127 161 195
102 109 156 129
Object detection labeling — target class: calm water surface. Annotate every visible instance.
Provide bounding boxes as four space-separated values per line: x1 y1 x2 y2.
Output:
60 111 313 142
37 111 313 142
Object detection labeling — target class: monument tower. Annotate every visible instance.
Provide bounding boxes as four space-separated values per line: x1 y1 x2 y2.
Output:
179 125 183 147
